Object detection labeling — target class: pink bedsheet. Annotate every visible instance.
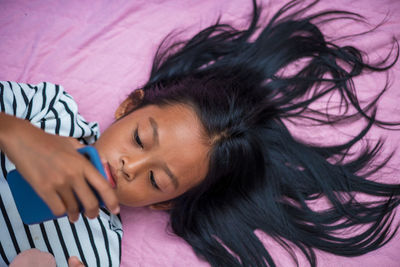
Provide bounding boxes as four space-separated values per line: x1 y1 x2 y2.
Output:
1 0 399 266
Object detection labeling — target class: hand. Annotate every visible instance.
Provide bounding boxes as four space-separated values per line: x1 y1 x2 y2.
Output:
10 249 56 267
68 256 85 267
0 113 120 222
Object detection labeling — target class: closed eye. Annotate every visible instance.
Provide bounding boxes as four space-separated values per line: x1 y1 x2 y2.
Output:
134 126 160 190
149 171 160 190
134 128 143 148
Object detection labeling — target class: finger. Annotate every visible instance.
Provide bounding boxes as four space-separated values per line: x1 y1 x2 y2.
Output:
39 190 67 217
71 178 100 219
68 256 84 267
84 165 120 214
67 137 85 150
57 188 81 222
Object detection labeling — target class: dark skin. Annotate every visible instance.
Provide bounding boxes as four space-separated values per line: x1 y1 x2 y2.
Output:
95 99 210 209
2 93 211 266
0 94 210 219
0 112 120 222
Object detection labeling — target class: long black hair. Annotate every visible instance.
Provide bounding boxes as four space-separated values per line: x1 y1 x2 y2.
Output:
127 0 400 266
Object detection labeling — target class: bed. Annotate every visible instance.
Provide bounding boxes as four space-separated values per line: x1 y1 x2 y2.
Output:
1 0 399 266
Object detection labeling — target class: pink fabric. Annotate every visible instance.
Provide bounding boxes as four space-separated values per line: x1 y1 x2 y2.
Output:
1 0 399 266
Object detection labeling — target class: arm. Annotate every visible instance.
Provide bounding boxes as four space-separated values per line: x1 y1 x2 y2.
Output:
0 83 119 222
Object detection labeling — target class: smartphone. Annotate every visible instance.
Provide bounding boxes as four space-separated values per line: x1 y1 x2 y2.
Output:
7 146 107 225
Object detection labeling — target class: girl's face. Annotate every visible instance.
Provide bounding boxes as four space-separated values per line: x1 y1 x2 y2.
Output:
94 103 210 208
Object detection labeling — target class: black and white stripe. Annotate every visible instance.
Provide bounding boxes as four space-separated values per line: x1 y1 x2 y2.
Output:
0 81 123 267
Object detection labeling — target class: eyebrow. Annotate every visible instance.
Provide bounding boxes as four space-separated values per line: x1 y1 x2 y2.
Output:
149 117 159 146
162 162 179 189
148 117 179 189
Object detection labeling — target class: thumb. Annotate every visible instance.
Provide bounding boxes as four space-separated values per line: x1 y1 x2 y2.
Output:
68 256 84 267
66 137 85 150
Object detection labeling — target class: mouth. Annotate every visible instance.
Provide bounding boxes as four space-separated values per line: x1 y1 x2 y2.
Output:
103 162 117 188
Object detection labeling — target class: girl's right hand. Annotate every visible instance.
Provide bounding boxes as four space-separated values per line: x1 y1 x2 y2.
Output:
0 113 120 222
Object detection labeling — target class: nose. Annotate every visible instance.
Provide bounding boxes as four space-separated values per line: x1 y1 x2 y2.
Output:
120 154 148 181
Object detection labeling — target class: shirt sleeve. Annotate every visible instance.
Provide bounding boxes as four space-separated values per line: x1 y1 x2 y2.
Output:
0 81 121 267
0 81 99 144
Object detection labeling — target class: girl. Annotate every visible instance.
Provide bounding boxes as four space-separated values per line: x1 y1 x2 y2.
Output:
2 0 400 266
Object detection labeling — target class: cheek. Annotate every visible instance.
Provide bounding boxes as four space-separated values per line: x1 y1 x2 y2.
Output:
96 132 130 160
98 120 130 146
116 186 149 207
115 180 157 207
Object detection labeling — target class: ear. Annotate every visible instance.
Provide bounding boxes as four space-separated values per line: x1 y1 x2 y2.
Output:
114 89 144 120
149 201 174 211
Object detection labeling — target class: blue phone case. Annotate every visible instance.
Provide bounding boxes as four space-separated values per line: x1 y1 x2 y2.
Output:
7 146 106 225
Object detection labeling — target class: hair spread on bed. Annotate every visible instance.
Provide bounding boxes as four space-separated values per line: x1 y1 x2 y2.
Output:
127 0 400 266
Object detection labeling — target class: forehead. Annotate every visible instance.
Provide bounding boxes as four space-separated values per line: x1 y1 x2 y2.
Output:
132 103 202 136
131 103 210 189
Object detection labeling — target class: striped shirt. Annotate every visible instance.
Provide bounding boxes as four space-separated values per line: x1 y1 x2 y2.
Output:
0 81 123 267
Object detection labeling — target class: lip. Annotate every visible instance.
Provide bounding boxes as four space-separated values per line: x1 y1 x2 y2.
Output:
103 162 117 188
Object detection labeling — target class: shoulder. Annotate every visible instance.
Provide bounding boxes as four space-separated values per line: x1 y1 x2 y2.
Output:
1 81 100 142
0 81 68 119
